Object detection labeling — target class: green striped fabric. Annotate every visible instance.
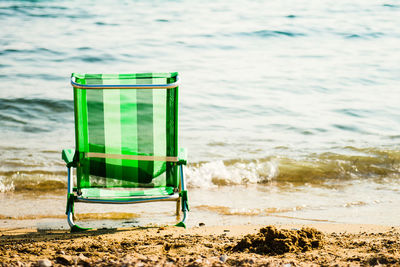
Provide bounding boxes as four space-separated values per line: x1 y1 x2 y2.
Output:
72 73 179 190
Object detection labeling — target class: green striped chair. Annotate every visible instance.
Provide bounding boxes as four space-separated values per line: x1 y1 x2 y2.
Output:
62 72 188 232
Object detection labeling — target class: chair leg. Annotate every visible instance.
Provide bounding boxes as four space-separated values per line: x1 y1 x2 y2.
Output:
176 197 181 216
175 165 188 228
66 194 76 229
66 167 91 232
66 193 91 232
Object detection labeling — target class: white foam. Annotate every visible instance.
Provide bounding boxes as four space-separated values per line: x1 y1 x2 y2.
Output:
0 176 15 193
185 159 279 188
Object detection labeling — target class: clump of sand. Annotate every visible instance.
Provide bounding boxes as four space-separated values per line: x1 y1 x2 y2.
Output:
232 226 324 255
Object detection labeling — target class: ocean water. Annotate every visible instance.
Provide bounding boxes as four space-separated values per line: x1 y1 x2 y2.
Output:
1 0 400 229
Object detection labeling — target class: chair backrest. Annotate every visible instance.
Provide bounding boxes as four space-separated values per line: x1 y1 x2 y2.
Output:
71 73 179 189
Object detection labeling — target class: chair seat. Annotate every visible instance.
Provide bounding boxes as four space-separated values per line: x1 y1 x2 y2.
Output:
79 186 175 199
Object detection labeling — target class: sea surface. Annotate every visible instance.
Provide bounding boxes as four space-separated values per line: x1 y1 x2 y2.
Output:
1 0 400 229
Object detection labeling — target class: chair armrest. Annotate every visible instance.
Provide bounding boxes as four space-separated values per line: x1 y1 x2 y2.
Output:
62 149 77 168
178 147 187 165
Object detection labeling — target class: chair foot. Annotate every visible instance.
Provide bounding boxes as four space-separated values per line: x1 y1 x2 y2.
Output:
175 221 186 228
175 210 187 228
68 211 92 232
71 225 92 232
66 195 92 232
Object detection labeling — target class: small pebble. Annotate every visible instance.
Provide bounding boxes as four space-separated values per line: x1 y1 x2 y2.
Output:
219 254 227 263
78 253 89 260
38 259 52 267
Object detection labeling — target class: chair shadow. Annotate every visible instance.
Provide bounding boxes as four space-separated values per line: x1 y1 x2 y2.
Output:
0 226 161 245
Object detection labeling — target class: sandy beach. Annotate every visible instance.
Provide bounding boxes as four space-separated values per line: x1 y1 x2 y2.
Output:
1 223 399 266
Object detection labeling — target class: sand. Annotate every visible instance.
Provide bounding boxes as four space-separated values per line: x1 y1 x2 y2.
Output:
1 224 400 266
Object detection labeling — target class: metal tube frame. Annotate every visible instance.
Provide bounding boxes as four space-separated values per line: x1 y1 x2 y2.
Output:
76 195 179 204
66 167 75 228
179 165 187 224
71 76 180 90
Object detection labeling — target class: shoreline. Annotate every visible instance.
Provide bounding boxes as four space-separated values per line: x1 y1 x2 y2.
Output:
1 223 399 266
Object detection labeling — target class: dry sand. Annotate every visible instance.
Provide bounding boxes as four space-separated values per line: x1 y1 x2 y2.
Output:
1 223 399 266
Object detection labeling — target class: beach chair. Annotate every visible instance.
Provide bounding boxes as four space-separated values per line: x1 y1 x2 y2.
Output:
62 72 188 232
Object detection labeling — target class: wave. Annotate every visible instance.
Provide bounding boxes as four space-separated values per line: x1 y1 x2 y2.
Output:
1 147 399 193
0 47 63 56
0 98 73 132
0 173 66 193
185 147 400 188
0 3 90 19
234 29 387 41
0 98 73 115
343 32 385 39
240 30 306 38
383 4 399 8
186 159 279 187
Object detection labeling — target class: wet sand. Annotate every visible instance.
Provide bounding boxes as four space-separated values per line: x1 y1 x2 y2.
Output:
1 224 399 266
